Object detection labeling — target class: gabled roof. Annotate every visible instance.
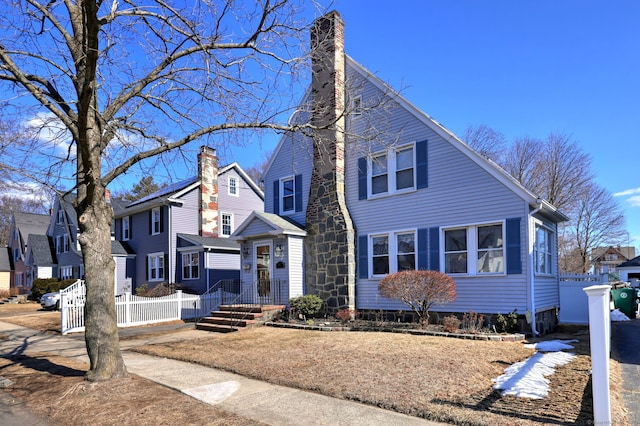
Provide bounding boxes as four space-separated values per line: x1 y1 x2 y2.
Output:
0 247 12 271
219 162 265 200
111 240 136 256
231 211 307 240
27 234 56 266
591 246 636 262
618 255 640 269
267 55 568 223
13 212 50 244
177 233 240 251
121 176 199 215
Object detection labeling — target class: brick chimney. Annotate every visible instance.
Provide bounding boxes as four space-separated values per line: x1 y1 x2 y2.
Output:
304 11 356 313
198 146 219 238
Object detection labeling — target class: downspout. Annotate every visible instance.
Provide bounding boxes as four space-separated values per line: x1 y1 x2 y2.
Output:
528 198 543 336
205 248 210 292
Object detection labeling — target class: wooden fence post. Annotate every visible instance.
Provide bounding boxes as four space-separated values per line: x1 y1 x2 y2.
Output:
584 284 612 426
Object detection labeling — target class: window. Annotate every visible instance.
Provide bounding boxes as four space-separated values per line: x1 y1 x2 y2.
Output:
228 176 238 196
151 207 161 235
281 177 295 213
352 96 362 116
13 248 20 262
148 253 165 281
57 209 64 224
63 234 69 253
122 216 130 241
444 223 504 275
221 213 233 237
370 231 416 276
182 252 199 280
534 225 553 275
56 235 63 254
369 145 415 197
60 266 72 280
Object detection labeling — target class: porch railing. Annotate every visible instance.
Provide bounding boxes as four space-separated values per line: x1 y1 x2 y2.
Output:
219 279 287 329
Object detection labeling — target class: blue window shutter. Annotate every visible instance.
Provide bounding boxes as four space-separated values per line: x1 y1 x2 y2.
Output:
506 217 522 274
295 174 303 212
159 207 164 233
358 157 367 200
358 234 368 278
148 210 152 235
416 140 428 189
417 228 428 270
429 227 440 271
272 180 279 215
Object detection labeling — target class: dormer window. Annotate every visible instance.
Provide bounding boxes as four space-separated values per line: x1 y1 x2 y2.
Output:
57 209 64 224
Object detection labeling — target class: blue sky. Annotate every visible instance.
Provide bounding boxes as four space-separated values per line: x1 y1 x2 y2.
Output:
224 1 640 250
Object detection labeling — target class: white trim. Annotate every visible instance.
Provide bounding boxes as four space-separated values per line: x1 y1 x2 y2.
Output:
228 176 239 196
367 143 416 199
368 228 417 278
151 207 161 235
147 252 165 282
220 212 234 237
279 175 296 216
441 221 507 276
122 216 130 241
181 252 200 280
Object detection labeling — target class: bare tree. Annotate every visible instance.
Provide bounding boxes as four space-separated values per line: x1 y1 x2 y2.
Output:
0 0 323 381
462 124 506 161
0 195 48 245
243 150 273 191
502 136 544 193
565 183 626 273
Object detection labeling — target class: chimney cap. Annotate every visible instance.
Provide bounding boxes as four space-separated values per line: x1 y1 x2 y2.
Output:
200 145 216 155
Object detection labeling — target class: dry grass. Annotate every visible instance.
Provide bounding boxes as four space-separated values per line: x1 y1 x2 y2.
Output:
133 326 628 425
0 353 265 426
0 302 630 425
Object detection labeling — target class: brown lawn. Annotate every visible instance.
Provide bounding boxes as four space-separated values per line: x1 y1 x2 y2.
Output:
0 302 630 425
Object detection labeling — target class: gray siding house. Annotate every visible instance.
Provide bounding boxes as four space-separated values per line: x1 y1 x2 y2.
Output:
232 11 568 334
7 212 51 290
113 147 264 294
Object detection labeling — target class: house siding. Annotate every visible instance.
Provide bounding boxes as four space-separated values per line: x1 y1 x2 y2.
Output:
342 70 532 314
127 206 170 288
287 236 305 300
263 131 313 225
218 167 264 236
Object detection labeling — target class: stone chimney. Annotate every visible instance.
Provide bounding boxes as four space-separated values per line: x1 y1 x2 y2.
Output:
198 146 219 238
304 11 356 313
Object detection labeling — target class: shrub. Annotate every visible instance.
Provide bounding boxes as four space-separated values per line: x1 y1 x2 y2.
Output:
31 278 76 300
336 308 358 324
442 315 461 333
496 309 520 333
461 310 485 333
136 282 175 297
378 270 457 325
288 295 323 319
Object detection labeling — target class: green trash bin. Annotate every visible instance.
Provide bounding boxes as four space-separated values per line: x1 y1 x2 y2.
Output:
611 288 637 319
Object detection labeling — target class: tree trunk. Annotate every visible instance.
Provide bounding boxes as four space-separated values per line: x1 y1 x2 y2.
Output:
77 191 128 381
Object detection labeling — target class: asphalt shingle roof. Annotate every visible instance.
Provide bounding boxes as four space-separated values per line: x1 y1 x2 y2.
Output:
28 234 55 265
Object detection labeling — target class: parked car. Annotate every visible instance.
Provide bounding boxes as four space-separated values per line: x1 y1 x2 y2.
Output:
40 292 61 310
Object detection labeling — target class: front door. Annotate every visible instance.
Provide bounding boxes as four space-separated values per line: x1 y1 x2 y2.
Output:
255 242 271 299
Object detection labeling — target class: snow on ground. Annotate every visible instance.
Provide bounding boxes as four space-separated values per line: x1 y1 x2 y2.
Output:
493 340 577 399
611 309 631 321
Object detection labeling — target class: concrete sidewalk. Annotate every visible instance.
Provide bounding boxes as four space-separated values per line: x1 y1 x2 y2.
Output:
0 321 444 426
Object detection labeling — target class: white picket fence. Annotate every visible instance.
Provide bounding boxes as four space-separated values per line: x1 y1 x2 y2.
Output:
558 273 609 325
60 280 219 335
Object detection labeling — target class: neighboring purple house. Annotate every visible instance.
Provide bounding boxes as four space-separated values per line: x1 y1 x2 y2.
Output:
231 11 568 334
113 147 264 294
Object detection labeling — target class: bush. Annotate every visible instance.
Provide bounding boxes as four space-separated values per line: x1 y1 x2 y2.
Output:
288 295 323 319
31 278 77 300
496 309 520 333
442 315 461 333
135 283 176 297
378 270 457 325
461 310 485 333
336 308 358 324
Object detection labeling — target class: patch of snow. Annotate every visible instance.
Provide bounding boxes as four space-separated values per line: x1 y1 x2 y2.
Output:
611 309 631 321
524 339 578 352
493 351 576 399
